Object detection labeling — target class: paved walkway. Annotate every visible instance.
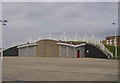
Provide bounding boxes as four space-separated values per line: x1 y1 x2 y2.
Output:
2 57 118 81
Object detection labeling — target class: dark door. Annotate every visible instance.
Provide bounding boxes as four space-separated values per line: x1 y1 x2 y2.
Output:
77 50 80 58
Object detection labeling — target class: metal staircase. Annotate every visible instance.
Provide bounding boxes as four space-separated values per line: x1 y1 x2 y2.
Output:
99 43 113 58
85 38 113 58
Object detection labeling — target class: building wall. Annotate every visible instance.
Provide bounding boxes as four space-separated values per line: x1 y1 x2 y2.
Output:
28 46 36 56
59 45 85 58
36 39 59 57
102 36 120 46
3 46 18 56
117 37 120 46
60 45 67 58
85 44 108 59
76 46 85 58
36 40 45 57
19 45 36 57
68 46 75 58
19 47 27 56
45 40 59 57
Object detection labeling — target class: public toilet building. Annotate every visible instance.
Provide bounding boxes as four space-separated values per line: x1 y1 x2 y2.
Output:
17 39 86 58
17 43 37 57
57 43 86 58
16 39 108 59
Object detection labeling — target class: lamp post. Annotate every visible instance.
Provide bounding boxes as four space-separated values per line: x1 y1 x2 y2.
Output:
0 19 7 25
0 19 7 60
112 22 117 58
75 32 78 41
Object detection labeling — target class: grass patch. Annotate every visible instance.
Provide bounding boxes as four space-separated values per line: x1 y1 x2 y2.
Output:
105 45 120 56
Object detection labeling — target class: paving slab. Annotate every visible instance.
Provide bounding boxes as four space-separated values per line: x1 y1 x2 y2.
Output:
2 57 118 81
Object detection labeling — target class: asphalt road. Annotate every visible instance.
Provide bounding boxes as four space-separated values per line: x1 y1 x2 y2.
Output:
2 57 118 81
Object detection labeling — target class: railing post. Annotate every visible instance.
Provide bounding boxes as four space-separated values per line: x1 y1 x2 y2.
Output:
102 44 104 50
111 53 113 58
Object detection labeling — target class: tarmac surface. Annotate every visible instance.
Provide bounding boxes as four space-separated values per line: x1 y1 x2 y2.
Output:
2 57 118 81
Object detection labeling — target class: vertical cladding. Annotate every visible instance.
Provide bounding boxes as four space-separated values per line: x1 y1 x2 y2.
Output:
19 47 27 56
18 44 36 57
59 45 86 58
28 46 35 56
36 40 45 57
61 45 67 58
34 46 36 57
76 46 85 58
45 40 59 57
36 39 59 57
81 46 85 58
68 46 74 58
74 47 77 58
59 45 61 58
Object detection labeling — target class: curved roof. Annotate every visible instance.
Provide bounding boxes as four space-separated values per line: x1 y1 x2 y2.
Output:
36 39 58 42
57 43 86 47
4 45 18 51
17 43 37 48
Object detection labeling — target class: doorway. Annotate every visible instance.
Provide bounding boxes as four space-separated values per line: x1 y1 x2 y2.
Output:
77 50 80 58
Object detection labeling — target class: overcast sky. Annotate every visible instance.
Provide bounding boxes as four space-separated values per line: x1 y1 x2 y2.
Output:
2 2 118 48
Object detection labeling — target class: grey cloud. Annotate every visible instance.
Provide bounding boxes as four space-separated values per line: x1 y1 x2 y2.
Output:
2 2 118 48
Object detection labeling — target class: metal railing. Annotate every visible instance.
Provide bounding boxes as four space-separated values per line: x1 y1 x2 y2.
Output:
84 38 113 58
99 43 113 58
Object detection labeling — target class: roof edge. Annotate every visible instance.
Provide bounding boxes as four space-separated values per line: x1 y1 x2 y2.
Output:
57 43 86 47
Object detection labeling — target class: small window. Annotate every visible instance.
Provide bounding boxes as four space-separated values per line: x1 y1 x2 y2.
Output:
114 39 116 46
110 39 112 45
106 40 109 45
